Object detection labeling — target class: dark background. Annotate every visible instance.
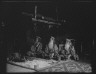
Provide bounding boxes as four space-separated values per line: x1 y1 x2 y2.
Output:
0 0 95 60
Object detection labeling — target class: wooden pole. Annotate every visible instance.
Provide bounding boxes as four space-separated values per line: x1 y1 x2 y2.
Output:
34 5 37 35
35 5 37 19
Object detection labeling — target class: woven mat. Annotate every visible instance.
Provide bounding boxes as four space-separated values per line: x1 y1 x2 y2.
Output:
37 60 92 73
8 58 92 73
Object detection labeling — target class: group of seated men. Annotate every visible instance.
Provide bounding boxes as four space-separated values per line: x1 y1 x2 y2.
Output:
26 36 79 61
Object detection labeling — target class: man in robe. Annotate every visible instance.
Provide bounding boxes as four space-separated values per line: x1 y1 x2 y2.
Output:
65 39 79 60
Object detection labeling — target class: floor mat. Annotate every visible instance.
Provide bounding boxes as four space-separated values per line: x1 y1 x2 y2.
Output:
37 60 92 73
7 59 92 73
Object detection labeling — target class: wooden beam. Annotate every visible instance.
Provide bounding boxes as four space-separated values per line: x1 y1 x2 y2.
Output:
32 18 61 25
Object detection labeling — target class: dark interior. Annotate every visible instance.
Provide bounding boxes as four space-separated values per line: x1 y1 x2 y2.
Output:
0 1 95 64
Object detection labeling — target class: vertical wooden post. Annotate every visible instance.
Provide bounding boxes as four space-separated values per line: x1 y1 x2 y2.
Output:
34 5 37 35
35 5 37 19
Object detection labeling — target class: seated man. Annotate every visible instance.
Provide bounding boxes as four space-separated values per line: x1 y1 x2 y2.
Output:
45 36 59 60
58 44 66 60
64 38 79 60
52 44 59 60
26 36 40 57
33 36 46 58
46 36 55 59
45 45 55 59
45 36 56 59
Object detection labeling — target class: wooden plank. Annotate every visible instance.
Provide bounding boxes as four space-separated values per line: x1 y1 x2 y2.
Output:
6 63 36 73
